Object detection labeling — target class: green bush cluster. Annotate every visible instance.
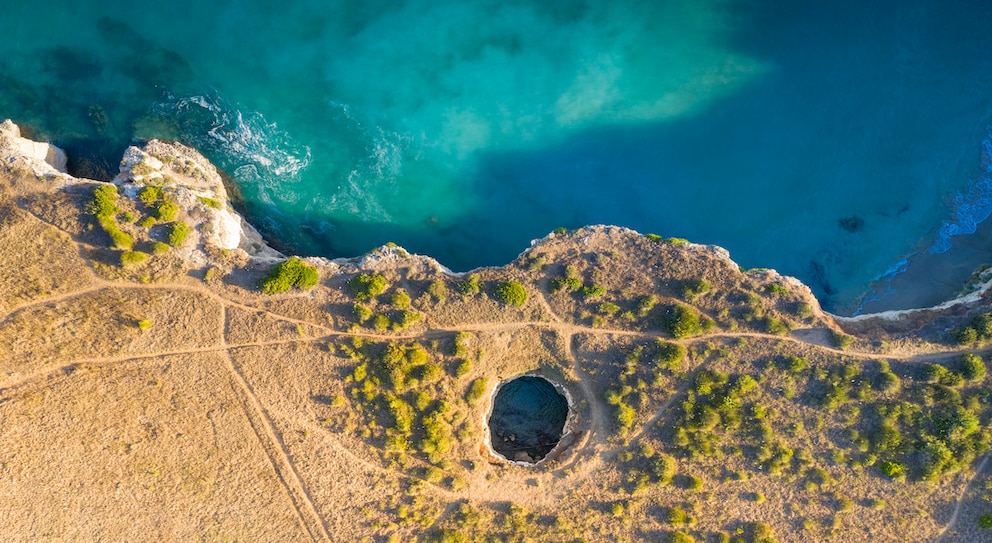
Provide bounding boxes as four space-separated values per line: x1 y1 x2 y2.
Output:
682 279 711 300
581 284 607 299
353 303 373 323
344 341 465 462
392 310 423 331
838 357 991 481
765 284 788 297
621 443 677 494
952 313 992 344
427 280 448 301
666 304 706 339
390 289 411 309
494 280 528 307
167 221 190 247
763 317 789 335
197 196 223 209
466 378 488 404
120 250 147 267
138 185 164 206
668 369 798 475
87 185 134 251
259 257 319 294
550 276 582 293
154 201 179 222
457 273 481 296
348 272 388 300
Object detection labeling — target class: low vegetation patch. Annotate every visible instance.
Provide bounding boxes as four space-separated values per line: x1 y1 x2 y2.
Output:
260 257 319 294
494 280 528 307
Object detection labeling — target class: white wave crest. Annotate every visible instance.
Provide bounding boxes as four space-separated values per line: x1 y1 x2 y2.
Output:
156 91 312 205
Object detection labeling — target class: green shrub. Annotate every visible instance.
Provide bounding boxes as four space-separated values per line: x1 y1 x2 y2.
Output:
458 273 481 296
391 310 422 330
260 257 319 294
390 289 411 309
138 216 156 228
952 313 992 344
763 317 789 335
666 304 703 339
979 514 992 529
667 506 689 525
353 303 373 323
682 278 711 300
649 453 676 484
653 341 687 369
138 185 164 206
167 221 191 247
495 280 528 307
348 273 388 300
154 201 179 222
197 196 222 209
427 280 448 301
131 161 155 176
581 285 606 299
615 403 636 433
120 250 147 267
637 295 657 315
880 460 904 478
373 314 390 330
551 276 583 293
86 184 119 216
454 359 472 378
106 225 134 250
766 283 789 296
960 353 987 381
122 211 136 223
668 532 695 543
645 233 663 242
152 242 170 254
597 302 620 315
137 319 152 330
466 378 489 404
834 331 855 350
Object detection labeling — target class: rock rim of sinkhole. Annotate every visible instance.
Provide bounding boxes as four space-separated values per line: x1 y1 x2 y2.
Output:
484 375 577 466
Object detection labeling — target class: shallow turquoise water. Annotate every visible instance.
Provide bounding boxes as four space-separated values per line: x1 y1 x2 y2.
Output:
3 1 992 313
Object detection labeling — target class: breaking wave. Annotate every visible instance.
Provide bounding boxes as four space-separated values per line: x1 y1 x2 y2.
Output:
152 91 312 206
931 130 992 254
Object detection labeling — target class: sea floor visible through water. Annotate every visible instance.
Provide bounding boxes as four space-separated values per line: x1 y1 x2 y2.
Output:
4 0 992 315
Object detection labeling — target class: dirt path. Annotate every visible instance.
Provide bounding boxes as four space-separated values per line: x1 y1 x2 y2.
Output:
934 453 991 543
217 303 331 543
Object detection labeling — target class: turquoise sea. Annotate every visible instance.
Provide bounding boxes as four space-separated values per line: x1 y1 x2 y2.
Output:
4 1 992 314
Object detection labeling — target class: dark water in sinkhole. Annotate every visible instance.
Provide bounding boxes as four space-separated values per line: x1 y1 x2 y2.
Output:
488 376 569 463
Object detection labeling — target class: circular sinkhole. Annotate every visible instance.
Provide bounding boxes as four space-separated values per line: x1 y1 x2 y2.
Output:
487 375 570 465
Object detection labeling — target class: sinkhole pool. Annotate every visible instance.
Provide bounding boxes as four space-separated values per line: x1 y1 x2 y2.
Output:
487 376 570 464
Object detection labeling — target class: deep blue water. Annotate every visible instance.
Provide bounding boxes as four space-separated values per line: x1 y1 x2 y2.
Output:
3 1 992 313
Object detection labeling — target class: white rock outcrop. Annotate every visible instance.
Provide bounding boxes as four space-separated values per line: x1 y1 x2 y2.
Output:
0 120 68 177
113 139 283 267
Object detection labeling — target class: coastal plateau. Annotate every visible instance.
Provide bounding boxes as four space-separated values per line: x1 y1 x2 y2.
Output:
2 121 992 542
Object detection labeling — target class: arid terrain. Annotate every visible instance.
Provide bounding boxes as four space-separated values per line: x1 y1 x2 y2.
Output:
2 122 992 542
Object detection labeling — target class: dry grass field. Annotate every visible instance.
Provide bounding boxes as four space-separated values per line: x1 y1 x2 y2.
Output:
3 140 992 542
